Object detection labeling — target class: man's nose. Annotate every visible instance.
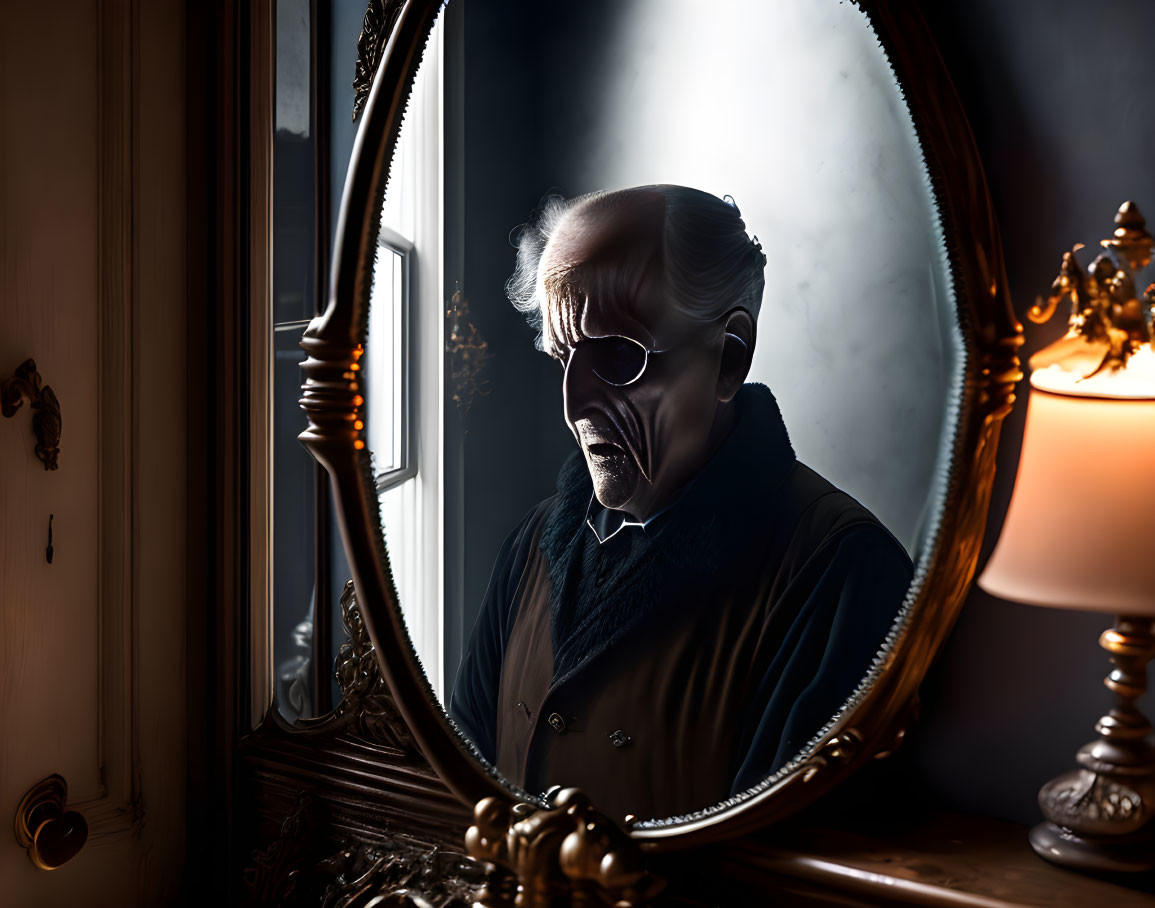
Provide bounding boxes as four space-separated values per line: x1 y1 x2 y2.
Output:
563 346 606 423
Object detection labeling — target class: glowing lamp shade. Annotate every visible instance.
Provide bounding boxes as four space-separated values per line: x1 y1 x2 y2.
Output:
980 203 1155 874
978 365 1155 616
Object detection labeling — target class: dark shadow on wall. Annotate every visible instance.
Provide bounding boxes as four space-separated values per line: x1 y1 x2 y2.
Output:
443 0 629 690
445 0 565 692
910 0 1155 825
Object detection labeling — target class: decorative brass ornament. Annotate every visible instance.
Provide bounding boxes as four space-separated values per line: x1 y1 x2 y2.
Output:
292 0 1024 902
2 359 62 470
1030 201 1155 378
466 789 665 907
13 774 88 871
800 730 864 784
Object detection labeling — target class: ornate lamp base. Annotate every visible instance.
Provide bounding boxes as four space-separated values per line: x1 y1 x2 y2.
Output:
1030 818 1154 874
1031 617 1155 874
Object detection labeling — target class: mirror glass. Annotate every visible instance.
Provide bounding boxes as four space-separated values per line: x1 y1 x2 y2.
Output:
362 0 962 823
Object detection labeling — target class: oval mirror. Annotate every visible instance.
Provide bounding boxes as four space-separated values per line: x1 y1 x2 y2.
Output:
303 0 1021 844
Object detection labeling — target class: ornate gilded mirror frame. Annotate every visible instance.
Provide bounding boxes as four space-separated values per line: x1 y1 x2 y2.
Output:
290 0 1022 893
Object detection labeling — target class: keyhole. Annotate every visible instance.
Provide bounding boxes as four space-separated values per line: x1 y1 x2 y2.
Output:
45 514 54 564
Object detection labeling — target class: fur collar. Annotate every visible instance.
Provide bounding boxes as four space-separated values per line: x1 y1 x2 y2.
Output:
541 383 796 680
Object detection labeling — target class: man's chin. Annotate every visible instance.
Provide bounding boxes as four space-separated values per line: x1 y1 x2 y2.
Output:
586 456 640 513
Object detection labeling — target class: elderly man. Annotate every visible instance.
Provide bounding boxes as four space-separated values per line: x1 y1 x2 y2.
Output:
450 185 912 821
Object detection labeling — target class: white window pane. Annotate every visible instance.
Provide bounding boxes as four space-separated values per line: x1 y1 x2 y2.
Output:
366 246 406 476
378 16 440 242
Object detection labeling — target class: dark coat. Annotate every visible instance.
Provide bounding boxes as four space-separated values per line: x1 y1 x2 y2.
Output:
450 384 913 822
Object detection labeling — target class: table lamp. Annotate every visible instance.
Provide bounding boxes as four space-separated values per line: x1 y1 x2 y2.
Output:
979 201 1155 874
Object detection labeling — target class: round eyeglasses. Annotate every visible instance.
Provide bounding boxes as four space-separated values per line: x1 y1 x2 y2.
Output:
563 335 667 387
559 330 745 387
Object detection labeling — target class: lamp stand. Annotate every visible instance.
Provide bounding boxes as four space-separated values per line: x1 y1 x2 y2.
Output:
1030 616 1155 873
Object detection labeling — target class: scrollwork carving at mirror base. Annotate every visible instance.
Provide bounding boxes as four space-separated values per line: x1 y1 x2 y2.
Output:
241 584 477 907
327 580 421 757
243 793 317 907
241 789 487 908
318 839 486 908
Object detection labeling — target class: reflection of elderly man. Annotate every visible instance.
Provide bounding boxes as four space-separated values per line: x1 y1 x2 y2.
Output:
451 185 912 820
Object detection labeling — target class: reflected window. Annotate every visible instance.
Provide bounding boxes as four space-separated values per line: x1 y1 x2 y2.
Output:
371 18 445 697
367 236 412 488
269 0 444 718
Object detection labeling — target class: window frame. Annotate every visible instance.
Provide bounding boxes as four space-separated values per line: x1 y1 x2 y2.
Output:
371 225 417 494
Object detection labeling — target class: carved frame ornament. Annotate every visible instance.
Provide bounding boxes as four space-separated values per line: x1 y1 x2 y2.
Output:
285 0 1022 901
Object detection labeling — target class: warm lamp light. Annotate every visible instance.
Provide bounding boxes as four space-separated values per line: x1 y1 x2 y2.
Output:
979 202 1155 874
979 374 1155 614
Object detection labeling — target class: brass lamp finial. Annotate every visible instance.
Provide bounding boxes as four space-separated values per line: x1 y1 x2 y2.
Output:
1029 201 1155 380
1101 200 1154 272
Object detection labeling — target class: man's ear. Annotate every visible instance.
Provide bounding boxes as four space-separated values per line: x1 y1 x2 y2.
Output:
717 309 755 402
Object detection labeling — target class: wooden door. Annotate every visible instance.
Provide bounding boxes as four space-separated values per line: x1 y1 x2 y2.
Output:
0 1 188 903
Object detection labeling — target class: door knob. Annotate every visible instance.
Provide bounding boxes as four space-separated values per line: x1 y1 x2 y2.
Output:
14 775 88 870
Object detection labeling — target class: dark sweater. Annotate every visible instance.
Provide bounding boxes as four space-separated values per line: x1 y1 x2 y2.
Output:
450 383 913 821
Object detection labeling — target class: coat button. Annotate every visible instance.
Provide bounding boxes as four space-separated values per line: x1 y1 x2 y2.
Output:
547 712 567 733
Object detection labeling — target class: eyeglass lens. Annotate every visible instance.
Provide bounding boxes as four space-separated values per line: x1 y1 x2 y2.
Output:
570 336 649 386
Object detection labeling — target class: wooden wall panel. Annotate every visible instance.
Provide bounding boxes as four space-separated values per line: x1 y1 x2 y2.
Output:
0 0 188 903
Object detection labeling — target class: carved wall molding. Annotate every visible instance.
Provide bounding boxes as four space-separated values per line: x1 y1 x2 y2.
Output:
1 359 62 470
86 0 143 846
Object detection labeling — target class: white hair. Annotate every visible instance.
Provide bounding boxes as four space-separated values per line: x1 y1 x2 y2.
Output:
505 185 766 351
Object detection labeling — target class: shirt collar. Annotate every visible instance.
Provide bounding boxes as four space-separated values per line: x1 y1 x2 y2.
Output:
584 495 676 544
